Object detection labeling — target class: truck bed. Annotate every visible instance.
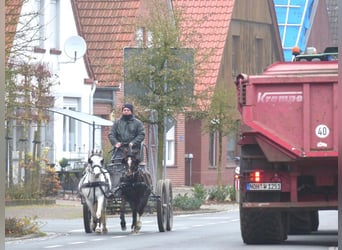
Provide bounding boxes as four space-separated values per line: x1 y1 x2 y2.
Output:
236 61 338 160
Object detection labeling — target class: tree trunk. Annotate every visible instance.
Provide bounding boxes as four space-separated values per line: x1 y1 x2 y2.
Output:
157 122 165 180
217 131 223 187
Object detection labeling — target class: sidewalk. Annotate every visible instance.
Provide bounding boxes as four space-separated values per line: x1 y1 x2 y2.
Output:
5 186 238 220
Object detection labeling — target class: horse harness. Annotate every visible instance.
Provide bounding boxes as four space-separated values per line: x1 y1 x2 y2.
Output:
80 164 112 200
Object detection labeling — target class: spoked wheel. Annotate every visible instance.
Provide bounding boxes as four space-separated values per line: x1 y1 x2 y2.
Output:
82 203 92 233
156 179 167 232
164 179 173 231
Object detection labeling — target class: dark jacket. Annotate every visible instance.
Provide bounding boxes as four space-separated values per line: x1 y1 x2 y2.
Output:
108 115 145 150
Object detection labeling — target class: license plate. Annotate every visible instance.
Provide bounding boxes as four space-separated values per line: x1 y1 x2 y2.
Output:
246 183 281 191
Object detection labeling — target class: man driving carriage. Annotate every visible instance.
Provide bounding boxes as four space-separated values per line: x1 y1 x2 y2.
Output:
108 103 145 163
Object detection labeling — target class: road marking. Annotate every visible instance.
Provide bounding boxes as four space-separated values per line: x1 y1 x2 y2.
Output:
90 238 106 241
44 245 63 248
111 235 126 239
68 241 86 245
69 229 84 233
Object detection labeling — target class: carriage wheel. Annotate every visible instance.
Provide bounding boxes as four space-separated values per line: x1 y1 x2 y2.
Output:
82 203 92 233
156 179 167 232
164 179 173 231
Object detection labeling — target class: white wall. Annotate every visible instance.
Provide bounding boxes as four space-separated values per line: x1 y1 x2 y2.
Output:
12 0 94 169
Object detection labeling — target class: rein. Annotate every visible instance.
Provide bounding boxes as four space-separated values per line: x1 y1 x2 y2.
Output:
80 181 109 188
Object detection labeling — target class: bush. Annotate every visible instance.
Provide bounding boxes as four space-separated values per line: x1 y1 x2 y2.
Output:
207 185 235 202
6 166 60 200
173 193 203 210
40 167 61 196
192 183 207 203
5 217 43 237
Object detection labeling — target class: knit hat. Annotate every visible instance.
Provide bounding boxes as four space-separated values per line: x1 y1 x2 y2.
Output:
122 103 134 113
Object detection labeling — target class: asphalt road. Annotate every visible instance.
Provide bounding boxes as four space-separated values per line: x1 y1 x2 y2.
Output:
5 209 338 250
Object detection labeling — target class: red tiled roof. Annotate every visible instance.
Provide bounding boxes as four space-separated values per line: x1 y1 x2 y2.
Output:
5 0 24 62
71 0 141 87
73 0 234 91
173 0 235 92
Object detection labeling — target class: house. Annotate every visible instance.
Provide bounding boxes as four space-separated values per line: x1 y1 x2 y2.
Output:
5 0 106 183
71 0 283 187
306 0 338 52
5 0 335 188
180 0 284 186
273 0 337 61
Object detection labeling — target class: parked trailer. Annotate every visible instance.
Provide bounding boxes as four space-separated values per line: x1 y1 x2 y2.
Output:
235 55 338 244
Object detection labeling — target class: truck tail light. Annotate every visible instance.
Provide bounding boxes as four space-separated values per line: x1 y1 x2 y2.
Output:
250 171 261 183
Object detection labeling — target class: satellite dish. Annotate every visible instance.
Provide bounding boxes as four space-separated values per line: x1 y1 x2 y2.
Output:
64 36 87 61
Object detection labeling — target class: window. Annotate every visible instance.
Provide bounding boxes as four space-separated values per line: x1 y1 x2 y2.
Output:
62 99 79 152
136 28 144 47
255 38 264 73
232 35 240 77
49 0 60 49
165 126 175 166
35 0 46 48
136 27 153 47
209 132 217 167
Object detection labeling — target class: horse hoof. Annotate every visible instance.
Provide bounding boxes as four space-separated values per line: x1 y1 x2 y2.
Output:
121 222 127 231
95 228 101 234
103 228 108 234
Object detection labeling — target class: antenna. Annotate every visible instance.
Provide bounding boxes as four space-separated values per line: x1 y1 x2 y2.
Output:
63 36 87 63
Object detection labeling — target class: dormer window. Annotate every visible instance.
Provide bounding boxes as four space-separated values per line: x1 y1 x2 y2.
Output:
136 28 144 47
136 27 153 47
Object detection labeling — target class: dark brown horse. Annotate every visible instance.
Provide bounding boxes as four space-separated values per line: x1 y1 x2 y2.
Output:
118 145 152 233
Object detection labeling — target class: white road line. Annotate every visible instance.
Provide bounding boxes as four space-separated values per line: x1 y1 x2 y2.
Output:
44 245 63 248
69 229 84 233
68 241 86 245
89 238 106 241
111 236 126 239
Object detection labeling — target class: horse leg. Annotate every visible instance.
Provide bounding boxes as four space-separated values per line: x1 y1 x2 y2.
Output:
85 198 97 232
134 196 148 233
131 207 138 233
102 201 108 234
95 197 104 233
120 196 127 231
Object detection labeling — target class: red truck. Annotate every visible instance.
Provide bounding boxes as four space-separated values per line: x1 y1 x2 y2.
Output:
235 50 338 244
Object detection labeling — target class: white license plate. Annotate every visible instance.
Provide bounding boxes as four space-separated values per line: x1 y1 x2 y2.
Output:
247 183 281 191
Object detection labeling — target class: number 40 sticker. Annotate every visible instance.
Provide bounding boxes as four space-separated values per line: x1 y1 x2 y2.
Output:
315 124 330 138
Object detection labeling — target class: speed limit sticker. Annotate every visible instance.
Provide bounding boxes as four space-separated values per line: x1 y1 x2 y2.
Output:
315 124 330 138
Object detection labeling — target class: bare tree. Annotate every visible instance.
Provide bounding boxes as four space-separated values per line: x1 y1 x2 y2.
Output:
202 83 240 186
6 61 55 194
123 0 215 180
6 0 42 61
5 0 55 196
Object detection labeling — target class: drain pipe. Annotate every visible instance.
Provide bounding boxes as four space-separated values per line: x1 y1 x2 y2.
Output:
89 80 97 150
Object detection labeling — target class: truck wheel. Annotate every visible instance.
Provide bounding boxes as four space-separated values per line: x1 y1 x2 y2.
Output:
311 211 319 231
288 211 312 234
240 207 285 244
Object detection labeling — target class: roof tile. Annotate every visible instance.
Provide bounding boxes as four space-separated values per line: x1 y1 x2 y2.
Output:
72 0 140 86
73 0 234 89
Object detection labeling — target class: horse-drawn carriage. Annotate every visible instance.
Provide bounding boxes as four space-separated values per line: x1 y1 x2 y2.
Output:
78 144 173 234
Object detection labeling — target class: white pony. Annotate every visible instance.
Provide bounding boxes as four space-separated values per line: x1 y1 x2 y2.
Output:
78 149 112 233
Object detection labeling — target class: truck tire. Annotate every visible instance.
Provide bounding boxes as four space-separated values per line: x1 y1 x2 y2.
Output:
240 207 285 244
310 210 319 231
288 211 313 234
